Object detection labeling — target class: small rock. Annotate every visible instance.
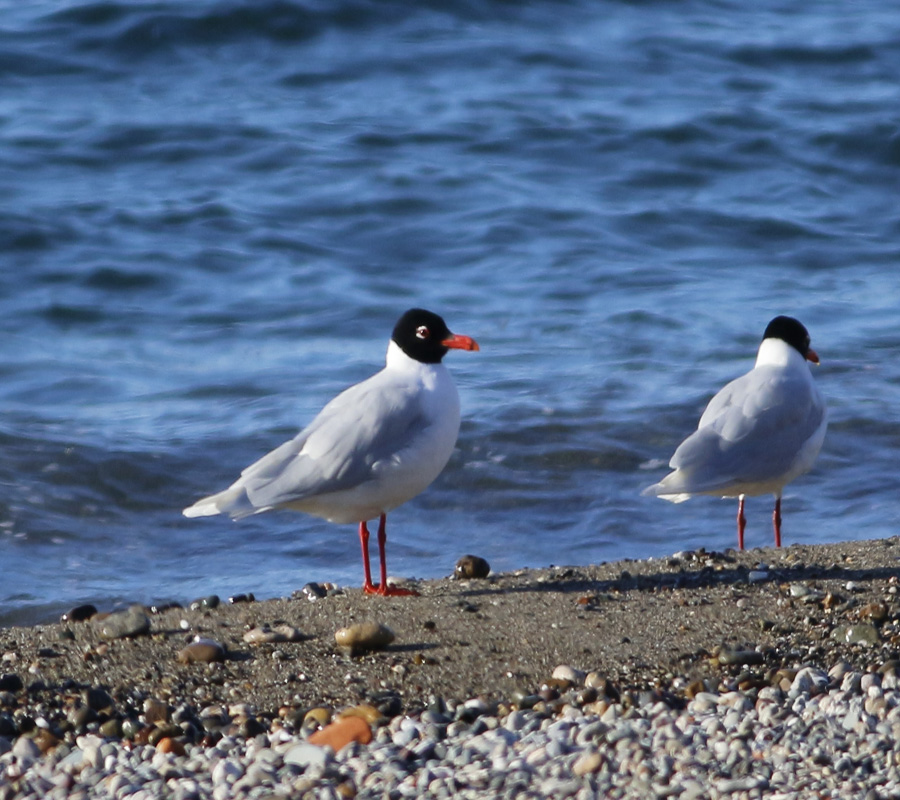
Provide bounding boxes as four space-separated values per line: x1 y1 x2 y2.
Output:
339 704 384 725
148 723 182 746
832 624 880 647
177 638 226 664
789 584 825 603
303 707 333 729
334 622 395 654
308 715 372 750
12 735 41 767
85 687 115 712
95 605 151 639
0 674 23 693
717 648 764 666
243 625 304 644
573 750 603 776
551 664 586 685
298 582 328 601
454 555 490 579
790 667 829 696
284 741 330 769
143 698 169 724
156 737 186 756
190 595 220 612
748 570 769 584
716 776 769 793
99 719 122 738
859 602 888 623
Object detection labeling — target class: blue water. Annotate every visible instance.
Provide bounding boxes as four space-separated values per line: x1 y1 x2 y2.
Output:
2 0 900 625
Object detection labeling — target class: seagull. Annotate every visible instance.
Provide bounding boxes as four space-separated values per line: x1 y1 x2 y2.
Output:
183 308 479 596
643 315 827 550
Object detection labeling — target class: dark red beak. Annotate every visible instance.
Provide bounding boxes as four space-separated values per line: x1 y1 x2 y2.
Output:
807 348 820 365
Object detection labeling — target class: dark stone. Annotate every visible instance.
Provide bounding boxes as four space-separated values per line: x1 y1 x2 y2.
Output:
298 582 328 600
190 595 220 611
0 674 23 693
61 604 98 624
454 555 491 580
85 687 115 712
240 717 266 738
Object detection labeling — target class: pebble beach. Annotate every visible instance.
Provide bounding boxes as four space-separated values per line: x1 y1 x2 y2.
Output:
3 537 900 799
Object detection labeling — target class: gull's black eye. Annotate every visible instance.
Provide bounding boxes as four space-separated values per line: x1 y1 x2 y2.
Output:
416 325 430 340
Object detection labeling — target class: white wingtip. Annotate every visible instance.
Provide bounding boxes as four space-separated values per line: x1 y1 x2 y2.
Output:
642 483 691 504
182 501 221 518
657 492 692 504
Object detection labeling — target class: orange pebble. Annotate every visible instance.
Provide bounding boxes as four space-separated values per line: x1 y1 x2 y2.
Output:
308 715 372 750
156 737 186 756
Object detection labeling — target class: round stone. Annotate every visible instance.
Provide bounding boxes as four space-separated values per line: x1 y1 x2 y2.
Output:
454 555 491 580
334 622 395 654
177 638 226 664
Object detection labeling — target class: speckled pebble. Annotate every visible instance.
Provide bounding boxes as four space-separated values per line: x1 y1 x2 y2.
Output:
832 623 880 647
94 605 151 639
242 625 304 644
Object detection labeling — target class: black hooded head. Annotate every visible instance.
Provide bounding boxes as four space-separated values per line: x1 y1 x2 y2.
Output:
392 308 454 364
763 315 812 358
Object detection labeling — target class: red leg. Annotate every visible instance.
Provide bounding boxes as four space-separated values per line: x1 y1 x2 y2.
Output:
359 521 377 593
364 513 418 597
737 496 746 551
773 496 782 548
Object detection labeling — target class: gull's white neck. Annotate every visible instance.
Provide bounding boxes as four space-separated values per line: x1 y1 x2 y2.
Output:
755 337 806 369
385 339 443 374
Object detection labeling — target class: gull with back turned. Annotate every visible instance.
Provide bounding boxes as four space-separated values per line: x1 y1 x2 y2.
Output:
643 315 827 550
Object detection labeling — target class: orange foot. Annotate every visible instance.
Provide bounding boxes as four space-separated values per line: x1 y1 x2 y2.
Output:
363 582 420 597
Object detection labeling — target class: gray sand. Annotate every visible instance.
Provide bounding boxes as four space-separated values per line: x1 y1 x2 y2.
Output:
2 537 898 717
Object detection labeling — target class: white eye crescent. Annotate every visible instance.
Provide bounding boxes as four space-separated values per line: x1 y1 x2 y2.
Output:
416 325 430 339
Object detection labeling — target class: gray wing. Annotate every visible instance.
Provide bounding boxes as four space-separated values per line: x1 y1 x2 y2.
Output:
239 372 428 509
670 365 825 492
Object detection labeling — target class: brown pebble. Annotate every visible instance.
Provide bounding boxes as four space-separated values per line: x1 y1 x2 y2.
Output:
308 715 372 750
338 704 383 725
143 698 169 725
176 638 225 664
573 750 604 776
156 737 186 756
148 724 182 746
454 554 491 580
684 680 705 700
304 707 333 728
34 729 59 754
860 602 889 623
334 622 395 654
